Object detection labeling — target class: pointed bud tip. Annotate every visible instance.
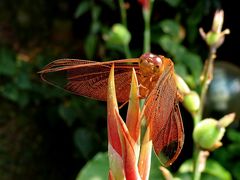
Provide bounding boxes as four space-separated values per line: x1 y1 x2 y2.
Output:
159 166 173 179
218 113 235 128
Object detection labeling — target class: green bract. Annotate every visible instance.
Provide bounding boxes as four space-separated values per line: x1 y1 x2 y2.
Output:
193 118 225 150
183 91 200 113
206 32 221 46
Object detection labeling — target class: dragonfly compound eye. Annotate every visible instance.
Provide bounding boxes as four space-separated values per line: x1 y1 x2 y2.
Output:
140 53 162 67
151 56 162 68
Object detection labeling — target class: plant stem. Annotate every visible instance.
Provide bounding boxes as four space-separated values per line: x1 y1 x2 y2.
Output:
118 0 131 58
143 9 151 53
141 0 155 53
118 0 127 27
192 46 217 180
193 147 201 180
197 47 217 123
124 42 131 59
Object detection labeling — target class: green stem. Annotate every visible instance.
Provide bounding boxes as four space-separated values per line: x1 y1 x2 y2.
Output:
124 43 131 58
196 47 217 124
192 46 217 180
143 9 151 53
118 0 127 27
193 147 201 180
118 0 131 58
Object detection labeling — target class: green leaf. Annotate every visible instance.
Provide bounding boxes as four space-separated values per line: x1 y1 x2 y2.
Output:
149 150 165 179
156 35 203 87
0 83 19 102
58 103 78 126
174 63 188 79
76 152 109 180
159 19 180 38
180 52 202 81
164 0 181 7
178 159 193 173
227 129 240 143
17 91 29 108
74 128 98 159
15 73 31 90
0 48 16 76
204 159 232 180
84 34 97 59
231 162 240 180
92 6 101 23
178 159 232 180
151 21 182 44
74 1 91 18
157 35 186 58
101 0 115 9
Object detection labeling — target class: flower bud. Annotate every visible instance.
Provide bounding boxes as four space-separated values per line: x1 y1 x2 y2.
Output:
105 23 131 45
212 9 224 33
193 118 225 150
183 91 200 113
205 32 222 47
175 74 191 95
199 9 230 49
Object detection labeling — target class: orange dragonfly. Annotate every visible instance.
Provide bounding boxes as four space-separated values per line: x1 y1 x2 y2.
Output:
39 52 184 166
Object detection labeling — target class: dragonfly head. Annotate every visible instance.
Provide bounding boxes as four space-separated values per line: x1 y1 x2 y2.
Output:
139 53 164 76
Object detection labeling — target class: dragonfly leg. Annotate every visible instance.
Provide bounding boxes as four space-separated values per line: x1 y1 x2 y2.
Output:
138 84 149 99
119 101 129 109
176 91 184 102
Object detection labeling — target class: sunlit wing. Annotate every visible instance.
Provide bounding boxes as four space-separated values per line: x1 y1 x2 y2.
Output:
39 58 140 102
143 63 184 166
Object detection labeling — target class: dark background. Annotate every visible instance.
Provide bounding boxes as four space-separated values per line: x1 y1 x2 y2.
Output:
1 0 240 179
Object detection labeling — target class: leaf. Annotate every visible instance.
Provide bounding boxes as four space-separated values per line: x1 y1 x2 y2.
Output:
15 73 31 90
17 91 29 108
74 1 91 18
74 128 98 159
227 129 240 143
204 159 232 180
178 159 232 180
149 149 165 179
101 0 116 9
76 152 109 180
157 35 186 58
164 0 181 7
58 103 78 126
0 48 16 76
174 63 188 79
159 19 180 38
180 52 202 81
0 83 19 102
85 34 98 59
231 162 240 180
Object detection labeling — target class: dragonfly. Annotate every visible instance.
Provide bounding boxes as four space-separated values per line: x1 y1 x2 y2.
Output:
39 52 184 166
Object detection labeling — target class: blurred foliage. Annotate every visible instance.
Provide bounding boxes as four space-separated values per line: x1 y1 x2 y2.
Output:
212 129 240 180
0 0 239 179
177 159 231 180
76 150 164 180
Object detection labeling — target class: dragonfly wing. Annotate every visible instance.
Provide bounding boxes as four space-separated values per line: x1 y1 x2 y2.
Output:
143 66 184 166
152 103 184 166
39 59 140 102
